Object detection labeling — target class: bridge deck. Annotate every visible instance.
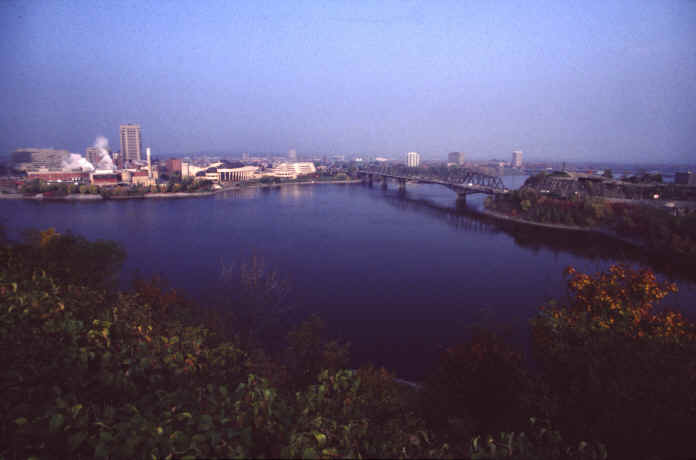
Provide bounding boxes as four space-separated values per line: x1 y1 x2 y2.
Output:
360 170 509 195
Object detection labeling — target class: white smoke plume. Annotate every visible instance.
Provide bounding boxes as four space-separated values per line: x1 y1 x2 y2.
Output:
94 136 115 170
62 153 95 171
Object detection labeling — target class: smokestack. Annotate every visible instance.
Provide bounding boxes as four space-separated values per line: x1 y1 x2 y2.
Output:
146 147 152 179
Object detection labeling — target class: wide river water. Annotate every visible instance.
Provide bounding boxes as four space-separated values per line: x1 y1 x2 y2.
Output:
2 178 695 379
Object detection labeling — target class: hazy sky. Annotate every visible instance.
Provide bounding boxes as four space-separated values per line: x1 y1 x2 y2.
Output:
1 0 695 162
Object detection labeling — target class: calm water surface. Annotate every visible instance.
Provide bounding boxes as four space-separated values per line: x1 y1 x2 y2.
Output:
2 179 694 379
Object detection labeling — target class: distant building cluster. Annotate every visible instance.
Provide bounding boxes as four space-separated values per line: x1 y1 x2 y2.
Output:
9 128 327 191
11 123 156 187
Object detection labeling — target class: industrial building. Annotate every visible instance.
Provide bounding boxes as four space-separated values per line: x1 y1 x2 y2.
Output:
26 171 89 183
11 148 70 171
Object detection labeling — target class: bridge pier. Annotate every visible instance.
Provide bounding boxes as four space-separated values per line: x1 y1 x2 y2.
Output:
398 178 406 191
367 173 373 186
381 176 388 189
455 193 468 209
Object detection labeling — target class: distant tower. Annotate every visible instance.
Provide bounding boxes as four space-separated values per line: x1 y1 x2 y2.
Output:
512 150 523 168
120 124 142 164
146 147 152 178
288 148 297 161
406 151 420 168
448 152 465 165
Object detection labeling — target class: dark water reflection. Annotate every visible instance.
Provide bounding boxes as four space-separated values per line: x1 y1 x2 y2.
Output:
1 181 694 379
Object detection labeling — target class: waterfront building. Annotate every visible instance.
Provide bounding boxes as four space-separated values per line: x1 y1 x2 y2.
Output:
267 162 317 179
119 124 142 163
181 162 208 178
131 170 155 186
217 165 258 182
448 152 465 165
165 158 182 174
11 148 70 171
90 171 121 186
406 151 420 168
26 170 89 183
512 150 523 168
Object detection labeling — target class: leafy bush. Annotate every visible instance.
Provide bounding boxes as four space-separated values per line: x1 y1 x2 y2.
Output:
531 265 696 459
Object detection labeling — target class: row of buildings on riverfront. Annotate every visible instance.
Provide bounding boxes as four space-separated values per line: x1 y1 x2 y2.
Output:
8 124 321 188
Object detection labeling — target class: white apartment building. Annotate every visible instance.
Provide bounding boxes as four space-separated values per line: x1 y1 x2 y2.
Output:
406 151 420 168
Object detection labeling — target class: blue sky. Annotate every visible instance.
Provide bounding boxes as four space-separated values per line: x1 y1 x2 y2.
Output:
1 0 695 162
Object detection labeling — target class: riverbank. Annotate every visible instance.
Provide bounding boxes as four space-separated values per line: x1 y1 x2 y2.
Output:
480 208 659 252
0 179 363 201
479 208 593 232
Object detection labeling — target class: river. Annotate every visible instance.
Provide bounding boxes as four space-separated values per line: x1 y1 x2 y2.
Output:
1 177 694 379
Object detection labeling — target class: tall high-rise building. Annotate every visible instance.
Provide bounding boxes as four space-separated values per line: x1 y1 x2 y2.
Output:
120 124 142 163
288 148 297 161
512 150 523 168
406 151 420 168
448 152 465 165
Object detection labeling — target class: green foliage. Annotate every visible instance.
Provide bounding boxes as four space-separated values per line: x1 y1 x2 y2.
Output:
469 418 607 460
531 265 696 459
10 232 690 459
486 189 696 255
10 228 125 289
422 331 533 438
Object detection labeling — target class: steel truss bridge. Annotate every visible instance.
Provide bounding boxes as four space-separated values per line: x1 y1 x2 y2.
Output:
358 166 509 198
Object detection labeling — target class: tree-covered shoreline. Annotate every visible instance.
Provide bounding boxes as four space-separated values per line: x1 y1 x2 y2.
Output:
485 187 696 256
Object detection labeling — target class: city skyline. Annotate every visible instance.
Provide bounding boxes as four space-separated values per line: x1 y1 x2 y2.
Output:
1 1 695 162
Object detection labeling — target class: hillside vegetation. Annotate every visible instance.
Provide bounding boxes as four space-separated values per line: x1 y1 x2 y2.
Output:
2 229 694 458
